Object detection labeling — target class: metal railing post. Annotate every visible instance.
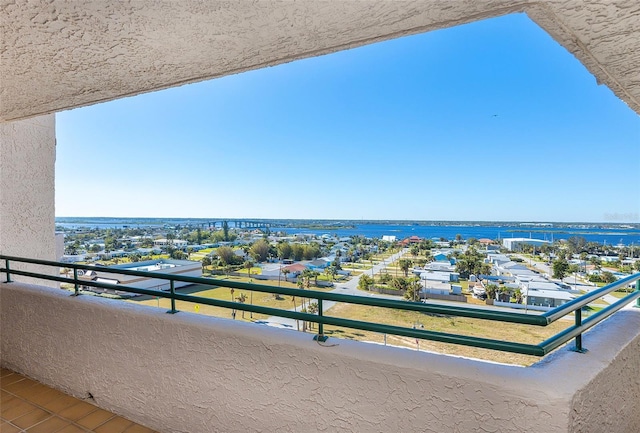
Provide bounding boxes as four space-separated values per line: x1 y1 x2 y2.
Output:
572 308 587 353
636 280 640 308
314 298 327 342
167 280 178 314
73 268 79 296
4 259 12 283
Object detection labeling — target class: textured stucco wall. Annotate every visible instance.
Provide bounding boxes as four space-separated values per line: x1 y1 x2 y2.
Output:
567 309 640 433
0 115 57 285
2 1 639 121
3 283 640 432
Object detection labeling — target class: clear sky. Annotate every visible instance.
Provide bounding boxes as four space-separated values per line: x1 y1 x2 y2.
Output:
55 13 640 223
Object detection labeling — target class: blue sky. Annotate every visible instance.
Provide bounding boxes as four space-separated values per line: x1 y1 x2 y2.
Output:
55 13 640 223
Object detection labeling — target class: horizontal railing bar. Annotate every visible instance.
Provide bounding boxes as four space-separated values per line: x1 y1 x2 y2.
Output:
3 255 640 358
539 290 640 354
4 269 182 299
543 273 640 323
313 315 545 356
0 255 548 325
1 266 543 355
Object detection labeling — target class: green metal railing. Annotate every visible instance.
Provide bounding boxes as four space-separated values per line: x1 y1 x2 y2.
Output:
2 255 639 357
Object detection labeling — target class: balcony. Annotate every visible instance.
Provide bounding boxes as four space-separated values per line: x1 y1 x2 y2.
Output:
2 1 640 432
2 257 640 432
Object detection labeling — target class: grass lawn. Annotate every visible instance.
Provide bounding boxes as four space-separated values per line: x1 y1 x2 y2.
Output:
320 302 571 366
128 277 333 321
127 276 571 367
609 289 637 299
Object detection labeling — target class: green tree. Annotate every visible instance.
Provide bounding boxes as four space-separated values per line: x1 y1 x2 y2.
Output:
552 258 570 279
398 259 412 277
379 272 392 284
170 250 186 260
326 265 338 281
358 274 373 291
485 283 498 301
303 243 321 260
244 260 254 278
454 247 491 278
201 256 212 271
277 242 293 260
235 293 248 319
307 302 319 329
291 244 304 261
601 271 616 284
216 246 236 265
222 221 230 241
250 239 270 262
282 268 290 282
403 277 422 301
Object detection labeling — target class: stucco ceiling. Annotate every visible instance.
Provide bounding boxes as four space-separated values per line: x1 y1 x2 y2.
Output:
1 1 639 122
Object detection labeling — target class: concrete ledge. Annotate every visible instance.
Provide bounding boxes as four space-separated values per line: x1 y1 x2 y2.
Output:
2 282 639 432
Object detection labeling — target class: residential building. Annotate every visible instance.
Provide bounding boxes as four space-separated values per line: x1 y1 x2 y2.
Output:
502 237 551 252
153 238 188 249
80 259 202 292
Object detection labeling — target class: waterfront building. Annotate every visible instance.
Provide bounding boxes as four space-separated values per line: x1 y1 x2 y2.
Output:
502 237 551 252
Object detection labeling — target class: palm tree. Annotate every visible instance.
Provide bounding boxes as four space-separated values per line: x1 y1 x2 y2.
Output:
235 293 248 319
399 259 412 277
282 268 290 282
244 260 253 279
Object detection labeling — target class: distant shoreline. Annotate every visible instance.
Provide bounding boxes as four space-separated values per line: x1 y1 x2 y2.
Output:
55 217 639 230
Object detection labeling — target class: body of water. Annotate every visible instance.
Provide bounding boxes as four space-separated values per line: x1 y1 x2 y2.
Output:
55 218 640 246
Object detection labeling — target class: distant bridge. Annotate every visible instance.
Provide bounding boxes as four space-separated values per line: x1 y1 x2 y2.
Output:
198 220 274 230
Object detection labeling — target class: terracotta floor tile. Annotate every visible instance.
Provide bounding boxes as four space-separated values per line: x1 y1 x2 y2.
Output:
4 377 37 394
0 370 153 433
30 388 65 406
41 395 80 413
57 424 88 433
12 382 46 400
0 395 21 414
26 416 71 433
76 408 114 430
11 407 51 429
0 421 21 433
1 399 38 421
0 374 25 387
123 423 158 433
58 401 97 422
94 416 133 433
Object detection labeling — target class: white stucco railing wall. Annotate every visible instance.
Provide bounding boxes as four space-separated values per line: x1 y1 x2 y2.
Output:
0 115 57 287
2 282 639 433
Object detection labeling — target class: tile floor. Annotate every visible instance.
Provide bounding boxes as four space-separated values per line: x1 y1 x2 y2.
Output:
1 368 157 433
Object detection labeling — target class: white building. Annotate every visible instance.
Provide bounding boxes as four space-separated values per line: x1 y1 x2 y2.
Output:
153 238 188 249
502 238 551 252
80 259 202 292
